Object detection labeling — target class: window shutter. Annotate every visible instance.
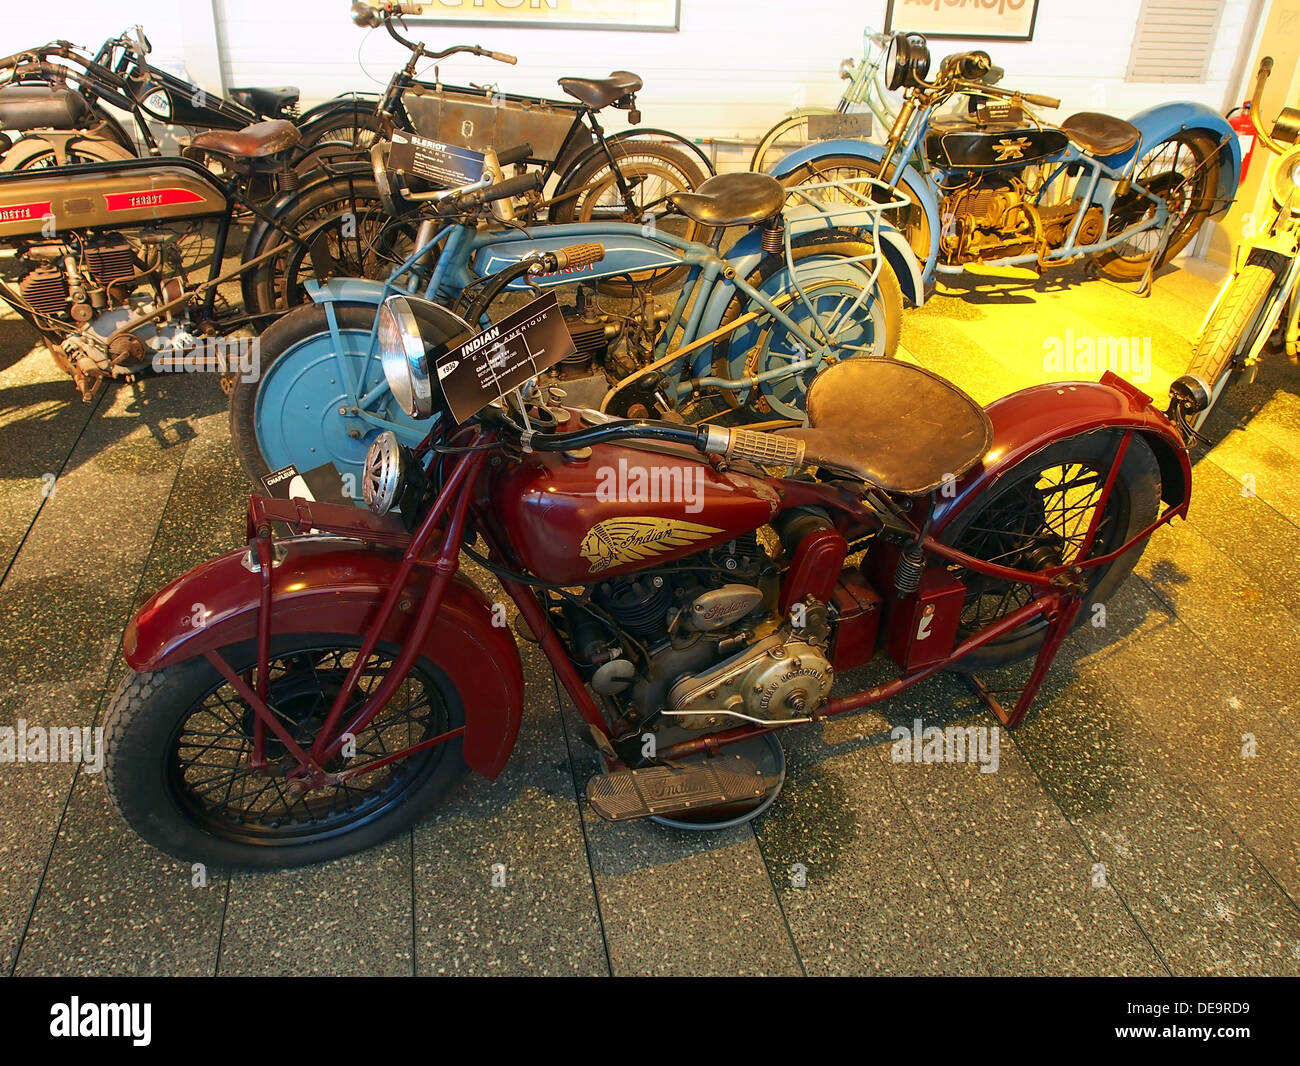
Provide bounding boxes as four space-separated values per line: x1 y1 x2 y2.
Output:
1125 0 1225 83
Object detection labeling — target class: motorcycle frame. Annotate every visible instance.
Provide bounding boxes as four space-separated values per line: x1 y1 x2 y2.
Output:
0 156 355 368
206 417 1186 791
297 181 904 448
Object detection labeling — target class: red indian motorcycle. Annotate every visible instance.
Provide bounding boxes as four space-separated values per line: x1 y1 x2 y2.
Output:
102 293 1212 867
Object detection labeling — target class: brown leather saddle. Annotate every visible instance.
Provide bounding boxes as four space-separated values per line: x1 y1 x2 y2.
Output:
558 71 642 111
670 172 785 228
778 360 993 495
188 119 301 159
1059 112 1140 157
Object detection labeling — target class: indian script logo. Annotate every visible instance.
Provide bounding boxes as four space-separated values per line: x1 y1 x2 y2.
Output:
579 517 723 574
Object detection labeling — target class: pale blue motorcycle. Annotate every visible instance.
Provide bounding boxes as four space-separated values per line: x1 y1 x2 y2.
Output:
230 141 919 488
767 32 1242 295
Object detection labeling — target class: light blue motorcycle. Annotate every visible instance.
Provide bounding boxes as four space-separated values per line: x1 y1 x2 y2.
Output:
230 143 919 488
766 32 1241 295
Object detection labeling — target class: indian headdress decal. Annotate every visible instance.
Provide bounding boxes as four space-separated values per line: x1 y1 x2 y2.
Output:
579 517 723 574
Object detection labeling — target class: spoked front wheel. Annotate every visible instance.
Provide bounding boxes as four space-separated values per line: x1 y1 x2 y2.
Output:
103 635 467 869
1184 251 1287 431
939 430 1161 673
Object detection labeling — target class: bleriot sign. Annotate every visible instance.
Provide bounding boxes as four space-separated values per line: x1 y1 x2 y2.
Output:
408 0 679 31
885 0 1040 41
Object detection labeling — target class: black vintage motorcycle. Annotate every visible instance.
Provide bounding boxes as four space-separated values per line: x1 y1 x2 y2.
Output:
0 120 402 399
0 25 360 173
296 2 711 236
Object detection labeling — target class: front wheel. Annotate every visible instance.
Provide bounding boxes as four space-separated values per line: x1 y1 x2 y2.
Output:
711 229 903 421
243 167 414 316
103 634 468 869
229 302 423 487
1184 251 1287 431
938 429 1161 674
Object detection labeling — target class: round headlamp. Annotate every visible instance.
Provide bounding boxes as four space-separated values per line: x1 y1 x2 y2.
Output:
884 33 930 92
377 295 473 419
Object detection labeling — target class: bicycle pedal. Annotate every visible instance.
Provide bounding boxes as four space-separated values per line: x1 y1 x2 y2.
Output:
586 755 766 821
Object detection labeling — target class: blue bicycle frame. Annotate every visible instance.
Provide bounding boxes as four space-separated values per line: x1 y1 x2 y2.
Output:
254 176 918 484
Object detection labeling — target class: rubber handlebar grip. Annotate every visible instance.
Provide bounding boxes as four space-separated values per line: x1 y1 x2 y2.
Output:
554 243 606 270
496 143 532 166
726 429 805 467
481 172 542 203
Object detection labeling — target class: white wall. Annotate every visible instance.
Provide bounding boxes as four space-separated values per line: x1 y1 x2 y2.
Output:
2 0 1261 144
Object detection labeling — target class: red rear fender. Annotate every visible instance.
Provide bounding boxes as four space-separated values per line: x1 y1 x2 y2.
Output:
932 375 1192 534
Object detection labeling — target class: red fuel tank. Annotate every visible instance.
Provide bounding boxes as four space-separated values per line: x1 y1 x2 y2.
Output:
486 438 780 585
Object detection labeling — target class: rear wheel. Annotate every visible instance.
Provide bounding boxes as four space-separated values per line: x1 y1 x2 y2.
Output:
711 230 903 421
245 168 415 315
939 430 1160 673
103 634 468 869
750 109 839 174
777 153 932 270
1185 252 1286 430
1094 131 1220 281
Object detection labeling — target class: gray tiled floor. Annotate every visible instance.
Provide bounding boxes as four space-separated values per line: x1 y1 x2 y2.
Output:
2 255 1298 975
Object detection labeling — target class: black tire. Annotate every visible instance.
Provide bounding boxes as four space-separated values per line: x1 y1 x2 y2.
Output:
710 229 903 421
939 429 1161 673
1185 251 1286 430
777 154 932 270
228 301 376 485
0 133 134 170
103 634 468 870
1094 131 1220 282
294 106 384 156
550 139 707 294
244 168 412 317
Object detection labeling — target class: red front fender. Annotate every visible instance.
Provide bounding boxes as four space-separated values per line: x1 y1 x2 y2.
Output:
932 373 1192 534
123 536 525 780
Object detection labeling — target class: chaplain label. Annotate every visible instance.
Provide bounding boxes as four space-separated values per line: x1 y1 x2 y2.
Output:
388 132 486 187
434 291 577 422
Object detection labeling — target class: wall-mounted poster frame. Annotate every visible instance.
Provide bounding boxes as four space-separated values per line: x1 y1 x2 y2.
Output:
884 0 1040 42
401 0 681 33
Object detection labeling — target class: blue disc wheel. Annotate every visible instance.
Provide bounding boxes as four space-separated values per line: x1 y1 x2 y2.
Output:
229 302 423 491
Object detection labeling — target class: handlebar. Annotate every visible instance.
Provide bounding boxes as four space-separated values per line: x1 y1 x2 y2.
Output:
1021 91 1060 109
353 1 518 64
480 172 542 204
1250 56 1285 155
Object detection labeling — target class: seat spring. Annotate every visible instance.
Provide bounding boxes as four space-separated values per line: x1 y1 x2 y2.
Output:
761 217 785 254
893 542 924 598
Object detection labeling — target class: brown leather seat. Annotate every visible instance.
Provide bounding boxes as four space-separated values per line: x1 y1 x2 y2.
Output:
189 119 300 159
1060 112 1140 157
777 360 992 495
670 172 785 228
229 86 301 118
558 71 642 110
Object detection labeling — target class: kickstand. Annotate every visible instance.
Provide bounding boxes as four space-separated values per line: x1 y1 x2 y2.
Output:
1097 210 1178 299
963 597 1082 729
